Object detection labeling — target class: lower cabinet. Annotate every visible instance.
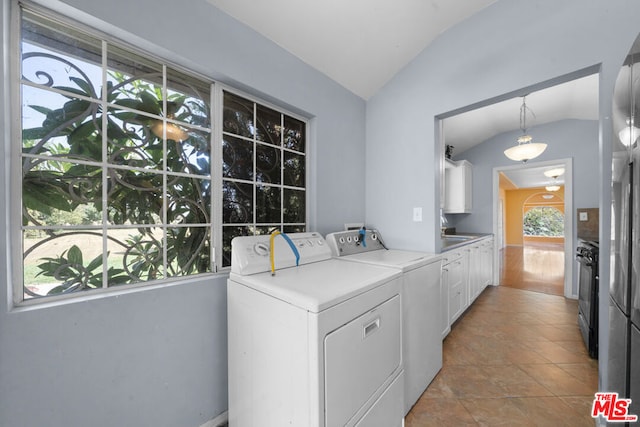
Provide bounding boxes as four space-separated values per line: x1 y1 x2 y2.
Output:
441 249 467 331
441 236 494 339
466 237 495 306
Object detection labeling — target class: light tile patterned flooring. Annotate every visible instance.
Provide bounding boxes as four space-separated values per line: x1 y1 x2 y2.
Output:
405 286 598 426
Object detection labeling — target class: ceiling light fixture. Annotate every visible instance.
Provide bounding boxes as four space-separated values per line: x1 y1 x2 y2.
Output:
504 96 548 162
542 194 554 199
544 167 563 192
543 167 565 178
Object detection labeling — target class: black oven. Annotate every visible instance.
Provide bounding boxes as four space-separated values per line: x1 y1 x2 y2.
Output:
576 240 598 359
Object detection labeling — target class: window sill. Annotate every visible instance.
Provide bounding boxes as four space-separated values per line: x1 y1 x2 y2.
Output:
10 271 229 313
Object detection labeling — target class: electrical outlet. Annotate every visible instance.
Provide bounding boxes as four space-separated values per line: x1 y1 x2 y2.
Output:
413 207 422 222
579 212 588 221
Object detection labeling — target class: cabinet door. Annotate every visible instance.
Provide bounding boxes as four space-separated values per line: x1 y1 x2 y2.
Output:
463 162 473 211
444 161 472 214
481 239 494 289
440 266 451 339
448 259 467 323
467 245 482 303
444 167 463 213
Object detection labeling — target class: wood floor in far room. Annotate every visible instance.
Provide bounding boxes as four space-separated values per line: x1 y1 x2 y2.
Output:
500 243 565 297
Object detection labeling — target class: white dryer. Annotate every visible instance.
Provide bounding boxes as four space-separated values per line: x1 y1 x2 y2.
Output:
326 229 442 414
227 232 405 427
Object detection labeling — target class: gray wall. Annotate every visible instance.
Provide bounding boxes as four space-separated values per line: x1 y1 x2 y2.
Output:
365 0 640 399
0 0 367 426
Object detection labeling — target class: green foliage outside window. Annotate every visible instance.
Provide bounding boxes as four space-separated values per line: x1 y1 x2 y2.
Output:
21 10 212 299
523 207 564 237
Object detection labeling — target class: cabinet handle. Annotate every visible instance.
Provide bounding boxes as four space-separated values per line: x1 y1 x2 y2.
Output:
442 268 449 272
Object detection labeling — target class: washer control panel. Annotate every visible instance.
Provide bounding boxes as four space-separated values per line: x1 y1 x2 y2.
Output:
326 229 387 256
231 232 331 275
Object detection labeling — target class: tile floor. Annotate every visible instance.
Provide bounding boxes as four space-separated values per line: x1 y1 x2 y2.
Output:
405 285 598 426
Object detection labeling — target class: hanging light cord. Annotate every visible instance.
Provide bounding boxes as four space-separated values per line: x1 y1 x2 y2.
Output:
520 96 528 134
519 96 537 137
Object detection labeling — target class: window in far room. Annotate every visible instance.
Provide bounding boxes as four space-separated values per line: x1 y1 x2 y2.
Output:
523 206 564 237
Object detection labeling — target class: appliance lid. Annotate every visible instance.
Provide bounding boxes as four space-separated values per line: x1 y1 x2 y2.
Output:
339 249 439 271
229 259 401 312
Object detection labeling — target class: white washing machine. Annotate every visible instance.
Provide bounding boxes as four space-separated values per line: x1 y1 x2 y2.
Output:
326 229 442 414
227 232 405 427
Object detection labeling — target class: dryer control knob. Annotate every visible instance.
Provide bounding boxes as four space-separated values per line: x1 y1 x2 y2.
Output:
254 242 269 256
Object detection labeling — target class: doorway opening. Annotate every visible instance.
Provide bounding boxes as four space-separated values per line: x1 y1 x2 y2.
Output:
493 158 573 298
501 193 566 296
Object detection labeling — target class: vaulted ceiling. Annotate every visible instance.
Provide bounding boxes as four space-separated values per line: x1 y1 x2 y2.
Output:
206 0 497 100
207 0 599 183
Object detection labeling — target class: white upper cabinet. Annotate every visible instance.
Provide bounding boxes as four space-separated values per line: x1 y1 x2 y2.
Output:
444 159 472 214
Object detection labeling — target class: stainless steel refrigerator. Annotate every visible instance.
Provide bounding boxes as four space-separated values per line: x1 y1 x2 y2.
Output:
609 34 640 424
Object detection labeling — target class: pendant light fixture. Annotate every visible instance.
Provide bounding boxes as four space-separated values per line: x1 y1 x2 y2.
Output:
504 96 547 162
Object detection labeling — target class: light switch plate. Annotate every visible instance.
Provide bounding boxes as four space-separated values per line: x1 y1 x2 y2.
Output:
413 207 422 222
579 212 588 221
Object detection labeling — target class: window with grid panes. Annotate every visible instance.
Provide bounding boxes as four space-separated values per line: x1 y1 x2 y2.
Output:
221 91 307 266
19 8 214 301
